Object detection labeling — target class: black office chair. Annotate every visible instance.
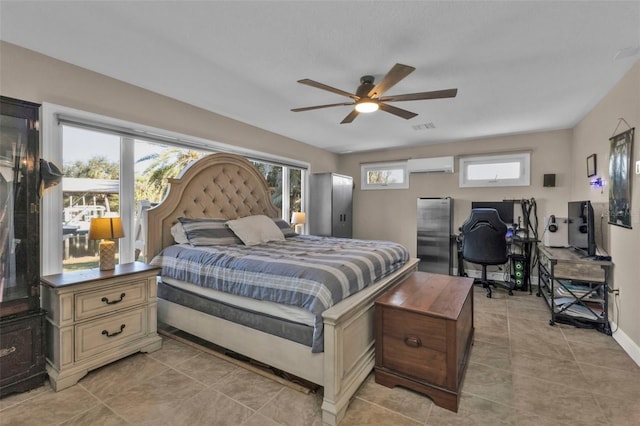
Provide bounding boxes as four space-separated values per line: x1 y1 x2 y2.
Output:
461 208 511 298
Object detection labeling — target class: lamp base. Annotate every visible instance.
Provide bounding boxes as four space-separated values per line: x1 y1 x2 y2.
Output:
99 240 116 271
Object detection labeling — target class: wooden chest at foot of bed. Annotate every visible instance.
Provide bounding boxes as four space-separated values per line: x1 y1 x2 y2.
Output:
374 272 474 412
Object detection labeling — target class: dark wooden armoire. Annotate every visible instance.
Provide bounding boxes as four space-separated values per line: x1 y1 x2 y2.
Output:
0 96 47 397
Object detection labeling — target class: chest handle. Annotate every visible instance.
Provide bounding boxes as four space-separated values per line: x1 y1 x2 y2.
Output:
404 336 422 348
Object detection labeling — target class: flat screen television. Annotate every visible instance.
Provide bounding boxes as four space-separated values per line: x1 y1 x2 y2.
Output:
471 201 515 225
567 200 596 257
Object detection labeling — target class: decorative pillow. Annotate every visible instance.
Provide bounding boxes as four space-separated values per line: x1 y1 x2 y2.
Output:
226 215 286 246
170 222 189 244
273 219 297 238
178 217 243 246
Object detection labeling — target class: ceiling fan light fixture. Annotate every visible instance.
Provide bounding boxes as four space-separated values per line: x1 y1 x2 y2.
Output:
355 100 379 113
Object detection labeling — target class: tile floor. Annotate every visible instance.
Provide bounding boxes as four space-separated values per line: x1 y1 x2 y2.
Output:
1 287 639 425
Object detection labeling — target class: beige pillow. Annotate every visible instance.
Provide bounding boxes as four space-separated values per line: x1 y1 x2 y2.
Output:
170 222 189 244
226 215 285 246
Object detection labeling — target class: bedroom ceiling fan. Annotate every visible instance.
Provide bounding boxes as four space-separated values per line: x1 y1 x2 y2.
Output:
291 63 457 124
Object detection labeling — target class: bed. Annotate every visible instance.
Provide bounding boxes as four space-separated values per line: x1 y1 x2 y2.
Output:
145 153 418 425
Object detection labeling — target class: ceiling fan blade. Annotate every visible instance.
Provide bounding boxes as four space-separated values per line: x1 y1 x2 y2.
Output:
297 79 358 99
291 102 354 112
378 103 418 120
379 88 458 103
340 109 360 124
367 63 415 98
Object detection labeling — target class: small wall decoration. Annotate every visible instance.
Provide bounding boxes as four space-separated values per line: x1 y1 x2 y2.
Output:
608 126 634 228
586 154 597 177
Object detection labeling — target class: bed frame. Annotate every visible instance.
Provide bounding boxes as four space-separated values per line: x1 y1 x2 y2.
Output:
146 153 417 425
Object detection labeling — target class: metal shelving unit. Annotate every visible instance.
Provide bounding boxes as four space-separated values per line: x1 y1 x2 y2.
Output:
537 246 613 335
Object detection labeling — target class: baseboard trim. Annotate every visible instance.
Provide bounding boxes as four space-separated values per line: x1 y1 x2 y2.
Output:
610 322 640 367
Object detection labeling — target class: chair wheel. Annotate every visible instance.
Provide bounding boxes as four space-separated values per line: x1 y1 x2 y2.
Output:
508 290 513 296
549 320 555 326
486 293 492 298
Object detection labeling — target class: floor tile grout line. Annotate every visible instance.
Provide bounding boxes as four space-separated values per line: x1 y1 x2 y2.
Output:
353 395 425 424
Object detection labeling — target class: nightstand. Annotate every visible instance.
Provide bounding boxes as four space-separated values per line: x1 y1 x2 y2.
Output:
40 262 162 391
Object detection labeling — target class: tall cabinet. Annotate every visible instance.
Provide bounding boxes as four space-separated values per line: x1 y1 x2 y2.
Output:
0 96 46 396
309 173 353 238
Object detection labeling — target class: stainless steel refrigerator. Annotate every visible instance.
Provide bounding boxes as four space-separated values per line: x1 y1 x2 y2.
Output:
417 197 454 275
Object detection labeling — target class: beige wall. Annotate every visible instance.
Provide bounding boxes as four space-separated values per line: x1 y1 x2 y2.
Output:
339 130 572 257
0 41 338 173
571 61 640 357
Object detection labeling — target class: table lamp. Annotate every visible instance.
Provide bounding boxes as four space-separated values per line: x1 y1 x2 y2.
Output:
291 212 306 234
89 217 125 270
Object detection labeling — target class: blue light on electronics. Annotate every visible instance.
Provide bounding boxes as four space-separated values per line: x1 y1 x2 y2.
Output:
590 177 606 189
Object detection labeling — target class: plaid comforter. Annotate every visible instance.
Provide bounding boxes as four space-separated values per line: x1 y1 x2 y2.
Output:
150 235 409 352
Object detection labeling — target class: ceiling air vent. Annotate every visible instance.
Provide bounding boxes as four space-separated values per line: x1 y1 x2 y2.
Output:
412 122 436 131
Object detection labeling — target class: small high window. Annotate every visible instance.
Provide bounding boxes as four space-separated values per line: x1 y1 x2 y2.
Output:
361 161 409 190
459 152 530 188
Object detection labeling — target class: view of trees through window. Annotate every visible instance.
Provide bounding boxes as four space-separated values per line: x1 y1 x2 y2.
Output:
61 126 304 271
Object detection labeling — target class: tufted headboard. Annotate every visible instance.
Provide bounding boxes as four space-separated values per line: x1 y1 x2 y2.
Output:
145 153 281 260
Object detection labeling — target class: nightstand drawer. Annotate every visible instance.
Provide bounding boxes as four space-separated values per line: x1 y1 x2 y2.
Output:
75 307 148 361
75 280 147 321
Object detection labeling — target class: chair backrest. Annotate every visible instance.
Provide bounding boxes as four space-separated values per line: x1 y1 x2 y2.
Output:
461 208 508 265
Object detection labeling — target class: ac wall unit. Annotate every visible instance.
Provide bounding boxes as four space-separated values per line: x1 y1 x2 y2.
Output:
407 156 455 174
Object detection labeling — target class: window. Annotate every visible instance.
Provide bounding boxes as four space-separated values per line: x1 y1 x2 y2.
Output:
459 152 530 188
361 161 409 190
42 104 308 275
61 126 121 271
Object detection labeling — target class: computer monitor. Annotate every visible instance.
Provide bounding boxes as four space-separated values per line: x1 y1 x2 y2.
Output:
471 201 515 225
567 200 596 257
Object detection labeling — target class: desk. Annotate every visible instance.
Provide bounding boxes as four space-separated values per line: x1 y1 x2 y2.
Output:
537 246 613 335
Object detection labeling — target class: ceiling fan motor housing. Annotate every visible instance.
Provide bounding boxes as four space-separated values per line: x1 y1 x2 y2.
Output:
356 75 376 98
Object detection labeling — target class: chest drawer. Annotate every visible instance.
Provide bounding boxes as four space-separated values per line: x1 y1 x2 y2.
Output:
75 280 147 321
380 307 448 386
75 306 148 361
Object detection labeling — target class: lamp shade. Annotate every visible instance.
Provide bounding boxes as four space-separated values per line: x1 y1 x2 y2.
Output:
291 212 306 225
89 217 125 240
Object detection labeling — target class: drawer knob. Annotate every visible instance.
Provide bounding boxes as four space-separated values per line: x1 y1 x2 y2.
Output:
101 293 126 305
102 324 126 338
0 346 17 358
404 336 422 348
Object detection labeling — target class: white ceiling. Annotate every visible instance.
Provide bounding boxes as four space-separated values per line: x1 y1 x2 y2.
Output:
1 1 639 153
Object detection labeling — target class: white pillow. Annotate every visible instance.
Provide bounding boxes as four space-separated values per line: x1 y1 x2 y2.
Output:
226 215 285 246
170 222 190 244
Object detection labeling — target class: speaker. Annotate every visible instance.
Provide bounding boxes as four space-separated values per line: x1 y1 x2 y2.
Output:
510 255 528 290
543 174 556 187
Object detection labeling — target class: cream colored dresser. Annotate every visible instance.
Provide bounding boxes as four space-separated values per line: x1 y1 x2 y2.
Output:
40 262 162 391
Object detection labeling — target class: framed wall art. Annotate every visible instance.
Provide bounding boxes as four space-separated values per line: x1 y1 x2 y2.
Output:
587 154 597 177
608 127 634 228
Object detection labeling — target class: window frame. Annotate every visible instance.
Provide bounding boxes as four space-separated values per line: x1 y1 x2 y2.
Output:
41 103 309 275
360 161 409 190
459 152 531 188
